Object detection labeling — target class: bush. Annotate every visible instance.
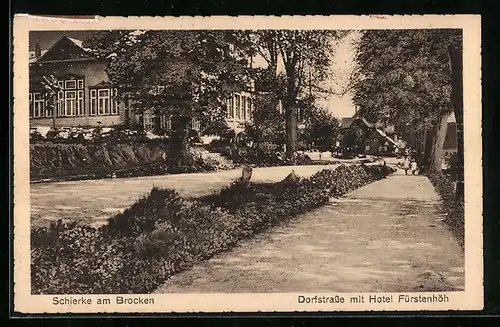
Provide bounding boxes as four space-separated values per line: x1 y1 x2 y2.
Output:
427 170 464 248
31 142 235 182
31 164 395 294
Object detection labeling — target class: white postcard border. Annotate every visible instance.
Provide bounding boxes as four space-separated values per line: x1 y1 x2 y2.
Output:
13 14 483 313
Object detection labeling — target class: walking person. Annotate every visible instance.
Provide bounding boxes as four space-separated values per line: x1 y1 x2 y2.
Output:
403 156 411 175
410 157 418 175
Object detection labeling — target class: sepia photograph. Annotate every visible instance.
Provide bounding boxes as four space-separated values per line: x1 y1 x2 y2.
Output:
13 15 482 313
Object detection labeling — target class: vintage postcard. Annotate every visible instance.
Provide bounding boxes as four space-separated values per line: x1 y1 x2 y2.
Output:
13 14 483 314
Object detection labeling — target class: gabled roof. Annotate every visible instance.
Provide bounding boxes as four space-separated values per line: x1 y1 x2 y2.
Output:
67 37 84 48
375 128 400 147
340 117 355 129
30 36 95 64
360 117 375 128
342 115 401 148
89 81 113 88
341 116 374 129
29 50 48 64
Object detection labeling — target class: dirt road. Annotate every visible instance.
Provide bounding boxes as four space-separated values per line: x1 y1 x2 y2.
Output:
155 171 464 293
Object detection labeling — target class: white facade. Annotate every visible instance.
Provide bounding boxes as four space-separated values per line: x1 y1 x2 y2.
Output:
225 91 254 134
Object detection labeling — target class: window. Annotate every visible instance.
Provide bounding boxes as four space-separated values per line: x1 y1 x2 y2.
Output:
29 93 32 118
373 137 378 143
98 89 109 115
143 115 155 130
90 88 119 116
247 97 252 120
57 91 64 116
65 91 77 116
77 90 84 116
235 95 241 119
33 93 45 118
227 97 234 119
90 90 97 115
242 96 247 120
365 145 371 152
191 118 201 131
158 115 171 130
65 80 77 89
55 78 85 117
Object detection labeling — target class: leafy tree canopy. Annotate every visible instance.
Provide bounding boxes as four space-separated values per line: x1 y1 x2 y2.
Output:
352 29 461 133
83 30 251 134
299 104 341 152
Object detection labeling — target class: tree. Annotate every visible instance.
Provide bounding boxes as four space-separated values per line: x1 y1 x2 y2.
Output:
84 30 250 165
41 75 63 129
244 92 285 146
299 103 340 152
352 29 463 182
241 30 347 159
342 122 365 154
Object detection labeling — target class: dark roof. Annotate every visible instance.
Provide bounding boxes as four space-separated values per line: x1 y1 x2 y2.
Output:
341 117 355 129
89 81 113 88
30 36 94 64
341 116 375 129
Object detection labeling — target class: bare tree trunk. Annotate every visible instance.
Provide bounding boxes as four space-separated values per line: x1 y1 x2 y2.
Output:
284 99 297 159
450 47 464 201
428 112 451 172
168 115 192 167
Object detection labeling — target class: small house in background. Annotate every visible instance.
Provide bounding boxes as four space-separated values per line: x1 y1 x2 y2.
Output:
340 116 402 156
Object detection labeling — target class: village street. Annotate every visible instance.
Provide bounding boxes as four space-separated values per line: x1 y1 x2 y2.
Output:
31 163 344 228
155 169 464 293
30 160 465 293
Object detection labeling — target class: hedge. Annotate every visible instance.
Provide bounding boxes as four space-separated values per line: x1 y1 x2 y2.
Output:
31 142 234 182
31 164 395 294
427 171 465 248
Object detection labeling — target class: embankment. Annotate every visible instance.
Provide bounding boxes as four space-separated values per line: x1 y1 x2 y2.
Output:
30 142 168 180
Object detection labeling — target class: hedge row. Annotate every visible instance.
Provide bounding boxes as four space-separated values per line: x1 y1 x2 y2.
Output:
31 142 235 182
31 164 395 294
427 171 465 248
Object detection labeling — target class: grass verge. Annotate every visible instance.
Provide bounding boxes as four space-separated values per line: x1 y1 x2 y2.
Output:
427 171 465 249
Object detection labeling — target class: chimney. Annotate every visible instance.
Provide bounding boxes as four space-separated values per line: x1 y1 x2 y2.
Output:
35 42 42 58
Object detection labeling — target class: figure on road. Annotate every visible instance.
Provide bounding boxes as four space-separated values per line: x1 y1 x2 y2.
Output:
403 156 411 175
410 158 418 175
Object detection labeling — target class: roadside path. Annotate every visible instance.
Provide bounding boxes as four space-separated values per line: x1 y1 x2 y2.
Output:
155 171 464 293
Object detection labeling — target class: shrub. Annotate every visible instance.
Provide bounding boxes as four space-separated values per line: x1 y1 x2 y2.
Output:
31 164 394 294
427 170 464 248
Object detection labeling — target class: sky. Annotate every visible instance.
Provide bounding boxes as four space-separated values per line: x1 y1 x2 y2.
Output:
247 32 360 119
30 30 360 119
